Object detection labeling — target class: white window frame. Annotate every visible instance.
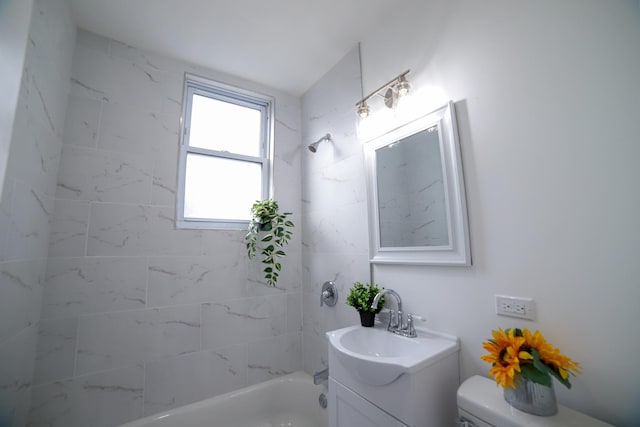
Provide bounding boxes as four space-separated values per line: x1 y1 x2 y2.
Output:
176 74 274 229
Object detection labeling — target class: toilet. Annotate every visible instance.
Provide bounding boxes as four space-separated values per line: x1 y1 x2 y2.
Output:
457 375 612 427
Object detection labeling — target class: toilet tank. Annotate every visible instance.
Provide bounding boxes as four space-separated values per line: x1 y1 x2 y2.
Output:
457 376 612 427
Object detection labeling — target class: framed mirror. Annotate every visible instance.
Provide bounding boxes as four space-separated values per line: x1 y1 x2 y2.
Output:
363 101 470 265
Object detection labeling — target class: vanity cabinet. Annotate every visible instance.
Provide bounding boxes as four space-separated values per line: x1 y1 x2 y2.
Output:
326 325 460 427
329 378 408 427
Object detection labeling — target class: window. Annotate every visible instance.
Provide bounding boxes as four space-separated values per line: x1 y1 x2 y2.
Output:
177 75 273 229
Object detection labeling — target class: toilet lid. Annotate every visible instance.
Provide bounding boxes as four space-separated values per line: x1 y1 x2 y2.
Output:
457 376 612 427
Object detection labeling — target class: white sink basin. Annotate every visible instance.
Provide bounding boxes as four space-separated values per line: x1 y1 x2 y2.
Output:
327 325 458 386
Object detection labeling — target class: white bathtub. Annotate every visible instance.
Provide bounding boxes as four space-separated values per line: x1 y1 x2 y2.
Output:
120 371 328 427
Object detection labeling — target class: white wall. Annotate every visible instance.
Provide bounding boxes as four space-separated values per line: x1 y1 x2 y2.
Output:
0 0 34 200
0 0 75 425
302 1 640 425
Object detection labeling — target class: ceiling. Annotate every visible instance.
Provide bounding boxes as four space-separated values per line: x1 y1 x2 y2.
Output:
69 0 400 96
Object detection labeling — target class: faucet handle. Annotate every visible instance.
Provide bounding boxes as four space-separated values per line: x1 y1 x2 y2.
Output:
386 309 396 330
406 313 417 337
405 313 426 337
320 281 337 307
408 313 425 322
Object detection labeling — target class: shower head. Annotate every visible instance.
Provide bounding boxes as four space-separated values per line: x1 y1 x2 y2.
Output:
308 141 320 153
308 133 331 153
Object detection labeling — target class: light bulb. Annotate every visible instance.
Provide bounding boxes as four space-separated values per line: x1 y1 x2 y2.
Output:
357 102 370 118
396 77 410 97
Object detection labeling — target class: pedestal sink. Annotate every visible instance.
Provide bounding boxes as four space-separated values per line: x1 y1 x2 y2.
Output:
327 324 458 386
327 324 460 427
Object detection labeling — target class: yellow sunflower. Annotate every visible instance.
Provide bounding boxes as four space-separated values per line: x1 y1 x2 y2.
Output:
523 328 580 380
481 328 527 388
482 327 580 390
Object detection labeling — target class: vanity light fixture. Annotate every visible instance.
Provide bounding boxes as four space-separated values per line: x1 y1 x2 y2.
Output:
355 69 411 119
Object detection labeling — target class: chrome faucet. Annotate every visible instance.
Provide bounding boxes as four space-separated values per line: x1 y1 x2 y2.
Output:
371 289 402 313
371 289 418 338
313 368 329 385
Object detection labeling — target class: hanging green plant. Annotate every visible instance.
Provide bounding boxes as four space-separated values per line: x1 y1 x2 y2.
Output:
245 199 294 287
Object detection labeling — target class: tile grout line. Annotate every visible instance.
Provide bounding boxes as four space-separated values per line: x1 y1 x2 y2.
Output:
145 256 149 309
141 360 147 418
199 302 203 351
73 314 80 378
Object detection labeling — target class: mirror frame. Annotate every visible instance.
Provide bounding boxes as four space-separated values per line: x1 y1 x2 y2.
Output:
363 101 471 266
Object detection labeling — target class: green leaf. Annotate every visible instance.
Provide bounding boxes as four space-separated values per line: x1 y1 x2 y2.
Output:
275 263 281 271
346 282 385 311
531 348 549 375
548 366 572 389
261 235 273 242
520 364 552 387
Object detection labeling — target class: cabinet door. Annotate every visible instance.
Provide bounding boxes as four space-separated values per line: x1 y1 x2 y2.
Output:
329 379 407 427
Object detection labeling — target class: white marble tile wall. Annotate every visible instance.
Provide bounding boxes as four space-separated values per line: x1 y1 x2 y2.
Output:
76 306 201 376
43 257 147 318
300 48 372 375
0 327 38 427
29 365 144 427
31 29 302 426
143 347 246 417
0 0 75 425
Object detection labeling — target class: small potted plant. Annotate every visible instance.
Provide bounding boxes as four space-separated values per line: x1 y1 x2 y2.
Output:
346 282 385 327
244 199 294 287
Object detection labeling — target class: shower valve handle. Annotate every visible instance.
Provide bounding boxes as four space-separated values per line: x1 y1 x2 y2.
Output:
320 281 338 307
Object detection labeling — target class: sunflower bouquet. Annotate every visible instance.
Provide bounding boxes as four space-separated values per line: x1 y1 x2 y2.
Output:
481 328 580 389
